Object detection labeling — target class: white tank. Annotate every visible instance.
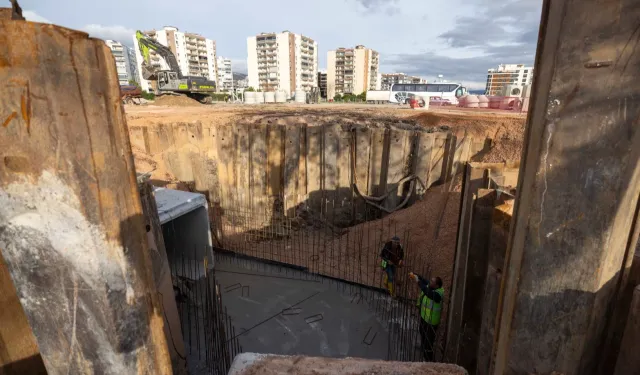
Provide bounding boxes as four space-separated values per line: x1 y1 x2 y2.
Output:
488 96 502 109
244 91 256 104
457 95 468 107
477 95 489 108
464 95 479 108
255 92 265 104
294 90 306 103
264 91 275 103
275 91 287 103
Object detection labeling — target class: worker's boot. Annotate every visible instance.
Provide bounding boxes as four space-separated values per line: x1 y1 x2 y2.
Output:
388 282 395 298
382 273 388 287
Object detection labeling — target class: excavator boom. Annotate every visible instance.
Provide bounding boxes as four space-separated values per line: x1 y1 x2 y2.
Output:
135 30 183 80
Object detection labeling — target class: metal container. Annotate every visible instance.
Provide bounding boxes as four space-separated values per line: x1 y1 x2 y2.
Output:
255 92 265 104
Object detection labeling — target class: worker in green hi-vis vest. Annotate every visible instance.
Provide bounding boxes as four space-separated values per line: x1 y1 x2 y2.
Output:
379 236 404 297
409 272 444 362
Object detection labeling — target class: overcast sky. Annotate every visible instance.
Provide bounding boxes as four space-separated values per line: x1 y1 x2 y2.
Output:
19 0 542 89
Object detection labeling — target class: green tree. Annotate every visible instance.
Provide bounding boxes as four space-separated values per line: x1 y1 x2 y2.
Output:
128 79 139 87
334 93 343 102
141 91 155 100
245 86 256 92
357 91 367 101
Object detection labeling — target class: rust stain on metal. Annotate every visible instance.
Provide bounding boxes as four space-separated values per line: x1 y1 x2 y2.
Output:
20 82 31 134
2 111 17 128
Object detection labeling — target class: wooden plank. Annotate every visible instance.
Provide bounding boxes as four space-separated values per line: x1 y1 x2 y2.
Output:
306 126 323 212
385 128 409 210
267 125 284 197
368 128 387 197
249 124 268 225
216 124 235 210
0 22 172 374
284 125 301 216
413 132 434 197
354 126 372 216
444 164 492 363
428 133 448 187
235 124 250 204
614 285 640 375
493 0 640 373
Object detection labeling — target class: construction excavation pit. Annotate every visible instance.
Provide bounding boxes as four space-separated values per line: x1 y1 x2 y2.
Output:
126 103 527 373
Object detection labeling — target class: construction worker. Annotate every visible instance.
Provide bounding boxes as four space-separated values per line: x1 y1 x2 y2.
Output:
409 272 444 362
379 236 404 297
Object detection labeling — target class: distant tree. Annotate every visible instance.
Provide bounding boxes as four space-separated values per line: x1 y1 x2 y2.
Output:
141 91 155 100
128 79 139 87
334 93 343 102
245 86 256 92
357 91 367 101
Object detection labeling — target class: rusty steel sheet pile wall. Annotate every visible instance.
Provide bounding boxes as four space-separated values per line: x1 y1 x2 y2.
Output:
0 21 172 374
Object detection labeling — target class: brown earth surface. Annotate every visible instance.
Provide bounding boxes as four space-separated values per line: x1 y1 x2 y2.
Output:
150 95 203 107
126 103 526 175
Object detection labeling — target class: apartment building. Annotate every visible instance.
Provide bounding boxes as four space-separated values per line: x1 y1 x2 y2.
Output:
132 26 218 92
247 31 318 96
485 64 533 95
317 70 327 98
217 57 233 91
380 73 425 91
105 40 134 85
326 45 381 99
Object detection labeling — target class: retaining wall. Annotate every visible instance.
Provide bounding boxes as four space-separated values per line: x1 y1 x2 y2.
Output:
130 122 489 228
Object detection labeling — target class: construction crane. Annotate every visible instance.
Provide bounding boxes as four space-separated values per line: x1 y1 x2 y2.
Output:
135 30 215 104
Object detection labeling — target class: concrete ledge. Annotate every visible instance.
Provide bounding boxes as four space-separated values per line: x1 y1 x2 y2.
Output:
228 353 468 375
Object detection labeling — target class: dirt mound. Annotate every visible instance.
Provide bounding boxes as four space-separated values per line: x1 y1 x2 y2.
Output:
410 110 527 163
151 95 202 107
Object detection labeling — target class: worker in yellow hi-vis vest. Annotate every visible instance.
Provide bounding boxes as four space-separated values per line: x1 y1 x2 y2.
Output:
409 272 444 362
379 236 404 297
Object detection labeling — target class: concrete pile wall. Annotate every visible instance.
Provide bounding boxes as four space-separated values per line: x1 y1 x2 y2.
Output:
444 162 519 374
130 122 488 231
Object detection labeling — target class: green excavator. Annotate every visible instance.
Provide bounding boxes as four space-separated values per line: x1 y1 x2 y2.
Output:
135 30 215 103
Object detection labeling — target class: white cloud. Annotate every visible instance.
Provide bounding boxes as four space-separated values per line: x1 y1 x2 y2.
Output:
81 24 135 46
23 10 52 24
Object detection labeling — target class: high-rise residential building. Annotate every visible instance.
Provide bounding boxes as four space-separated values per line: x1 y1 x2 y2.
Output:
327 45 380 99
247 31 318 96
317 70 327 98
126 47 139 84
217 57 233 91
105 40 134 85
380 73 426 91
485 64 533 95
132 26 218 92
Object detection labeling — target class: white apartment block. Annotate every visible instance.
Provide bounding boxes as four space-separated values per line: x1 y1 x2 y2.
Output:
132 26 218 92
485 64 533 95
247 31 318 97
105 40 134 85
217 57 233 91
380 73 426 91
327 45 381 99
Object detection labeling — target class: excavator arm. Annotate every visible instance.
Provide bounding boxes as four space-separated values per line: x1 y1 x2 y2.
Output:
135 30 183 80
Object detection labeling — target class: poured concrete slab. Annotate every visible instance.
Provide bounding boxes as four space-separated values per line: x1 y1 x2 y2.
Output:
228 353 468 375
216 256 388 359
